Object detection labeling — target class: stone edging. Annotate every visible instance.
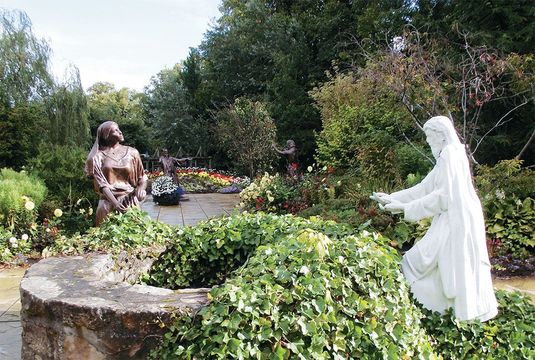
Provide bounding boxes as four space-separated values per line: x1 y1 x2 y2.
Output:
20 254 209 359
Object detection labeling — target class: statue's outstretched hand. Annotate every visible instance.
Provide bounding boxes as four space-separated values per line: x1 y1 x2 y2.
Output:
370 192 392 205
383 201 405 214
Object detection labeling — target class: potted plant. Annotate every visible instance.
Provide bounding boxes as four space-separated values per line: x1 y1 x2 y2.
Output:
151 176 181 205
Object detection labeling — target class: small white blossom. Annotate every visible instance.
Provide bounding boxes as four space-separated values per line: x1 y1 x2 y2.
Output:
25 201 35 211
21 234 29 241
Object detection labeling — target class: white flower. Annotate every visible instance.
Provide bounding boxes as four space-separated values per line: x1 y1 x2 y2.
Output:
54 209 63 217
25 201 35 211
495 189 505 200
79 208 86 214
336 180 341 186
9 237 17 245
322 166 327 171
21 234 29 241
299 265 310 275
515 199 522 206
152 176 179 196
307 166 313 172
88 208 93 215
267 195 275 203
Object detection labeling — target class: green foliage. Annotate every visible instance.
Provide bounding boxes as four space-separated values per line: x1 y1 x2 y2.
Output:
153 223 435 359
45 66 90 147
239 173 296 213
0 102 46 169
28 143 96 206
88 82 150 153
475 160 535 255
0 168 46 230
146 213 353 290
0 9 52 106
0 226 32 263
142 67 200 155
311 73 432 185
44 208 174 257
214 97 277 177
420 290 535 359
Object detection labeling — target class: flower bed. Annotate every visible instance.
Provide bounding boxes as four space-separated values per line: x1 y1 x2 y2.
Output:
147 168 250 194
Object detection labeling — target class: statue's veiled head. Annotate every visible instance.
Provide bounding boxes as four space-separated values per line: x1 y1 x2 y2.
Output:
423 116 462 159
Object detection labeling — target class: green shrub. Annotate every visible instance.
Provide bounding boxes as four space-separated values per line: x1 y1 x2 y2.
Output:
240 173 300 213
0 168 47 231
28 143 96 205
0 226 32 262
311 73 431 185
146 213 354 289
153 226 436 359
420 290 535 359
475 160 535 256
43 208 174 257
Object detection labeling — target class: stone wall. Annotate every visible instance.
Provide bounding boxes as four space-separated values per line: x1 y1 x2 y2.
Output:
20 254 209 359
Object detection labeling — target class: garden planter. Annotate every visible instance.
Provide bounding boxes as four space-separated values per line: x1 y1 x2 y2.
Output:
153 191 180 206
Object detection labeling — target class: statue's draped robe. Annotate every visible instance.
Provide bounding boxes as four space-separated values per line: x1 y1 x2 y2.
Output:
391 144 497 321
90 146 147 225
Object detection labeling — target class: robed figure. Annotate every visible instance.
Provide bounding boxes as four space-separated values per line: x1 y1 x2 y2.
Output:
372 116 497 322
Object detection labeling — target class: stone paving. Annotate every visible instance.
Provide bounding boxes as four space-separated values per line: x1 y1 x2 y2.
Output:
0 193 240 360
140 193 241 226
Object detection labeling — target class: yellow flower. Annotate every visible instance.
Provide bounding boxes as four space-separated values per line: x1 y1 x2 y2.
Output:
267 195 275 203
25 201 35 211
54 209 63 217
88 208 93 216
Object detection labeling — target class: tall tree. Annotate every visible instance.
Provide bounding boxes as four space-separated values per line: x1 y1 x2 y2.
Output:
45 65 90 147
87 82 150 153
198 0 412 162
143 65 203 155
0 9 52 106
214 97 277 176
0 9 53 168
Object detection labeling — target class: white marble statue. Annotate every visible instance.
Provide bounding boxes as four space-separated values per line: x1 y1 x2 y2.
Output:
371 116 498 322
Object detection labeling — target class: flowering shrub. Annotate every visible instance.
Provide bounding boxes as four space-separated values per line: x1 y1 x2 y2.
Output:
0 168 47 231
240 173 296 212
151 176 178 196
0 227 32 263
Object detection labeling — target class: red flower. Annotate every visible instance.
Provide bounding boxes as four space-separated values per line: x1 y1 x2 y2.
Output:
327 167 334 174
290 163 299 170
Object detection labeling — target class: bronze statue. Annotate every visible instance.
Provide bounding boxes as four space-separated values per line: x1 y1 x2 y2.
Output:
85 121 147 226
158 149 191 184
273 139 298 176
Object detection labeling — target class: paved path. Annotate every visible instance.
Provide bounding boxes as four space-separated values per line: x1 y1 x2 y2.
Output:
0 268 22 360
140 193 240 226
0 193 240 360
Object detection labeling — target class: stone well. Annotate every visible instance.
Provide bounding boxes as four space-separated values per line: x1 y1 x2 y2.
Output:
19 253 209 359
